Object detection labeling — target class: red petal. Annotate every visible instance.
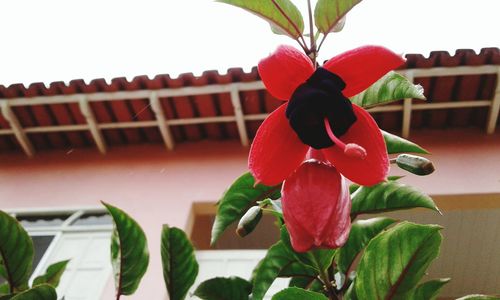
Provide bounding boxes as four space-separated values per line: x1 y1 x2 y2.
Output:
282 160 351 252
258 45 314 100
323 46 405 97
248 104 308 186
322 105 389 186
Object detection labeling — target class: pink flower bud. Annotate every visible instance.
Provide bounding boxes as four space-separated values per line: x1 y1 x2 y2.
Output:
281 160 351 252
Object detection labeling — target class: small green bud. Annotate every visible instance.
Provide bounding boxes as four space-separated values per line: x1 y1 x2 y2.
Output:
396 154 435 176
236 206 263 237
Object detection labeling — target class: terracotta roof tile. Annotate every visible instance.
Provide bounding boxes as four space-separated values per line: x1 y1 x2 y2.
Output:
0 48 498 153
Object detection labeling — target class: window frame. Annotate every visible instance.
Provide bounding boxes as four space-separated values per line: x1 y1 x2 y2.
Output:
6 206 113 299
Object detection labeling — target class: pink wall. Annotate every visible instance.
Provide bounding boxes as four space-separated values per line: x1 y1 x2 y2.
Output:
0 140 250 300
0 128 499 299
391 128 500 195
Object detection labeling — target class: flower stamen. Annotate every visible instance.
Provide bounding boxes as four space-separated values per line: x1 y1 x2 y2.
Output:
324 118 367 160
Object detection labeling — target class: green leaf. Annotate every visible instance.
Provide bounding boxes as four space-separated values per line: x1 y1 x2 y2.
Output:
252 241 315 300
280 227 334 273
103 202 149 296
252 241 294 300
217 0 304 39
272 287 328 300
0 259 7 280
9 284 57 300
289 276 323 293
32 260 69 288
350 71 425 108
282 261 322 291
383 130 429 154
161 225 198 300
355 222 443 299
332 16 346 32
211 172 281 245
314 0 361 34
409 278 450 300
0 211 33 292
351 181 440 218
349 176 403 194
387 175 405 181
349 183 360 194
0 284 8 296
344 281 358 300
278 261 316 278
336 217 397 274
194 277 251 300
456 295 500 300
288 277 313 289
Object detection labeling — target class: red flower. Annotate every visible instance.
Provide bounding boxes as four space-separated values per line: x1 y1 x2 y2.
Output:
249 45 404 187
248 45 404 252
282 159 351 252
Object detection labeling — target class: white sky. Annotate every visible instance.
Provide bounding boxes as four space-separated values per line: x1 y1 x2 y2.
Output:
0 0 499 86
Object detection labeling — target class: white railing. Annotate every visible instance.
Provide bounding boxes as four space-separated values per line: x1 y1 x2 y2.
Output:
0 65 498 157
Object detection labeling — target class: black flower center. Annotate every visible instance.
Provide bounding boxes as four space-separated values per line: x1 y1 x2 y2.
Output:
285 67 357 149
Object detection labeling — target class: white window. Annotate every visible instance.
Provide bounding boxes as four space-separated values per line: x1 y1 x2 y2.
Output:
189 210 289 299
193 250 288 299
7 208 113 300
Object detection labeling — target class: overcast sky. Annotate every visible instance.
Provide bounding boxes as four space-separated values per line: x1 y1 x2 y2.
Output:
0 0 498 86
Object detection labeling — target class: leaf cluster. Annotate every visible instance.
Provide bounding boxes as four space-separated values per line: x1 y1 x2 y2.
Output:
0 211 69 300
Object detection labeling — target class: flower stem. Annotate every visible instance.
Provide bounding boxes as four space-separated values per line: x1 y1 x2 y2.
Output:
320 269 339 300
296 39 309 54
306 0 317 65
317 32 328 53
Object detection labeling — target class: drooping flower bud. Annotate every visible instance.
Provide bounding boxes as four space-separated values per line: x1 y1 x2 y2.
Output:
281 159 351 252
236 206 263 237
396 154 435 176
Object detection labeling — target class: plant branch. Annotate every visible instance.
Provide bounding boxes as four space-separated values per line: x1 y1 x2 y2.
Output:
317 32 328 53
319 268 339 300
307 0 317 65
296 39 309 54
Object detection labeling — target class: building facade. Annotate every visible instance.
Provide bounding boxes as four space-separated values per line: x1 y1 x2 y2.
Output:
0 48 499 299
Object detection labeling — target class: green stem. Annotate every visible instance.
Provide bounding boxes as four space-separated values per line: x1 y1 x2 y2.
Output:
296 39 309 54
317 32 328 53
320 269 339 300
306 0 317 65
